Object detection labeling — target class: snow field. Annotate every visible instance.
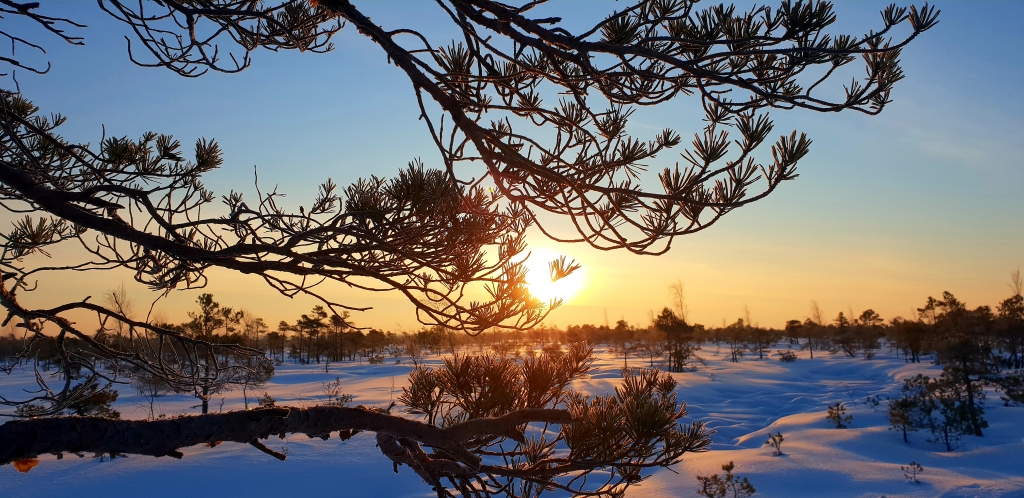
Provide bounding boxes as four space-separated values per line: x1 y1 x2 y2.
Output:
1 345 1023 497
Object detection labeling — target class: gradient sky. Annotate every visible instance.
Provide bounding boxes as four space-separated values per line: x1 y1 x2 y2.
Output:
9 1 1023 332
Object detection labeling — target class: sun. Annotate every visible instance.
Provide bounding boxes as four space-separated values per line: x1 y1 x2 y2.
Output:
521 249 584 305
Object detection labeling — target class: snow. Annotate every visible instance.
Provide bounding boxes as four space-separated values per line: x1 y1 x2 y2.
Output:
2 346 1023 497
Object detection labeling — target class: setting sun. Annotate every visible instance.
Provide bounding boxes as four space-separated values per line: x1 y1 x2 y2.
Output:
521 249 584 305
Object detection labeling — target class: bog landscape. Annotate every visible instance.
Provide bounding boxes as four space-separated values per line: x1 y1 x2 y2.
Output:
0 1 1021 497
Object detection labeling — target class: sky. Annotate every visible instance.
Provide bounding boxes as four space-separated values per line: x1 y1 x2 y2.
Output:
6 1 1023 332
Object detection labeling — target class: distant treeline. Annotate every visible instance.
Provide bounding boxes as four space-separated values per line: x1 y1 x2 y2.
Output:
4 286 1019 445
3 288 1022 378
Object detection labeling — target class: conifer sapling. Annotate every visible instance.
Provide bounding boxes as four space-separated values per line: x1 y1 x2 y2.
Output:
697 461 756 498
826 402 853 428
763 432 785 456
902 461 924 484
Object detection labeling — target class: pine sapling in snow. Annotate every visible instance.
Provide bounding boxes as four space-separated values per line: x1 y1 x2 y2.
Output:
763 432 785 456
778 350 802 362
888 373 987 451
696 461 756 498
826 402 853 428
996 370 1024 406
902 461 924 484
320 377 353 407
888 375 931 443
927 374 984 452
888 396 923 443
21 379 122 420
67 381 120 420
257 392 276 408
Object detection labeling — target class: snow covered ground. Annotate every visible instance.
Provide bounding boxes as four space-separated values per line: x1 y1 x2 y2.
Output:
2 346 1023 497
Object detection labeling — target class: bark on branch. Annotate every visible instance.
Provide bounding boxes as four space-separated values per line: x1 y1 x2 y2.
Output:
0 406 571 467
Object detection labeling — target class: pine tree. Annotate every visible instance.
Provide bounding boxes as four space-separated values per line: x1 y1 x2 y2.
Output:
919 292 996 436
697 461 756 498
64 379 120 420
0 2 938 494
826 402 853 428
654 308 699 372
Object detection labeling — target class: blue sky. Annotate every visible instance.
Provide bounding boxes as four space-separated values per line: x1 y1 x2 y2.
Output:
10 1 1024 330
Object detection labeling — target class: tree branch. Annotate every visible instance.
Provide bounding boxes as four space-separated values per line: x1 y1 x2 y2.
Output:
0 405 571 467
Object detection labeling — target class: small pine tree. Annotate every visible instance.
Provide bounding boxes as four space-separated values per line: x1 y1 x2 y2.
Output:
696 461 756 498
826 402 852 428
257 392 276 408
901 461 924 484
320 377 353 407
928 376 979 452
996 370 1024 406
14 403 48 417
66 379 120 419
889 375 931 443
888 373 986 451
763 432 784 456
888 396 921 443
